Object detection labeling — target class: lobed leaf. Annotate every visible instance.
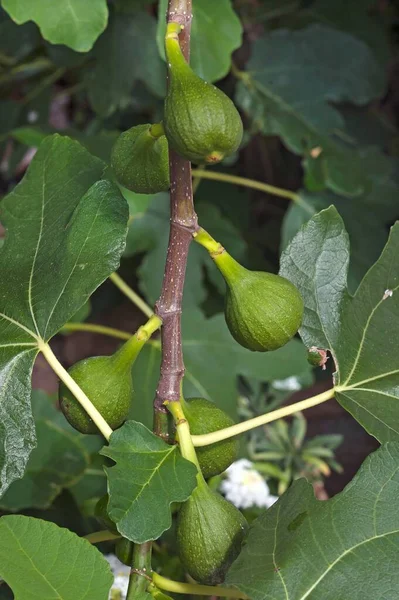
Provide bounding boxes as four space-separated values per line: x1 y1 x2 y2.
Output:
101 421 198 543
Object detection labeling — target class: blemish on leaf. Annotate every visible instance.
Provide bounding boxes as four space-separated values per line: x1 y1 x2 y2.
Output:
288 511 307 532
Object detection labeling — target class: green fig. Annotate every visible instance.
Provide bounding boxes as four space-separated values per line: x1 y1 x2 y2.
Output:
214 250 304 352
181 397 238 479
177 482 247 584
163 26 243 164
111 123 170 194
95 494 118 535
115 537 134 566
59 337 140 434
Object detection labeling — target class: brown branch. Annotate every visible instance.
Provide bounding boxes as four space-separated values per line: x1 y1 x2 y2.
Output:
154 0 197 435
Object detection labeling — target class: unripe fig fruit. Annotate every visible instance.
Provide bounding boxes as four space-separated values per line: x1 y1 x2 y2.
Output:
177 482 247 584
164 27 243 164
115 537 134 566
95 494 118 535
182 398 238 479
214 251 304 352
111 123 169 194
59 337 139 434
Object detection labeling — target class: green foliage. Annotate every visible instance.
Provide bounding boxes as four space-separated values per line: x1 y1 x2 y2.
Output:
100 421 198 543
87 9 165 116
0 516 113 599
0 419 89 511
236 24 385 197
281 207 399 443
227 443 399 599
0 1 398 597
0 135 128 496
1 0 108 52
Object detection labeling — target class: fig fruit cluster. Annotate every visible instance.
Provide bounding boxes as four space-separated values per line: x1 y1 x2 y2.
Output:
111 23 243 193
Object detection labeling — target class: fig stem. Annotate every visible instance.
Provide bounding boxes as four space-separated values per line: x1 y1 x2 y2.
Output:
152 572 248 598
61 322 132 341
112 314 162 369
149 122 166 139
193 227 223 255
84 530 121 544
193 228 244 282
38 341 113 440
126 541 153 599
191 169 314 213
110 272 154 318
153 0 197 417
191 388 335 447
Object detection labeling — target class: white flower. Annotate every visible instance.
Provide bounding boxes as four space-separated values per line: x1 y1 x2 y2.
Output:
220 459 278 510
27 110 39 123
104 554 130 600
272 376 301 391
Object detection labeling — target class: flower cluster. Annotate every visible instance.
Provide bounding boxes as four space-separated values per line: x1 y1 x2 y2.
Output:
220 459 278 509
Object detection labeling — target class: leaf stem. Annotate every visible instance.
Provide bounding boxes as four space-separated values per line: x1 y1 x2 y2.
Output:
61 322 132 340
84 530 121 544
152 573 248 598
38 341 113 441
110 272 154 318
192 388 335 447
191 169 314 214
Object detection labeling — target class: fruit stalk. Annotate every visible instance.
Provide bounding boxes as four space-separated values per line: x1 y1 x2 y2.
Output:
154 0 198 433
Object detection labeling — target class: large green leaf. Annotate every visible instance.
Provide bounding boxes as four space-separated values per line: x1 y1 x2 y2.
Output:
227 443 399 599
280 206 399 442
101 421 197 543
1 0 108 52
0 134 128 496
131 308 310 428
157 0 242 82
302 0 391 65
237 24 386 197
87 9 165 116
0 516 113 599
282 148 399 291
